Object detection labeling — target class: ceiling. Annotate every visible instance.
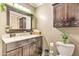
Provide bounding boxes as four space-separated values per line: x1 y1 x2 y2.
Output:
29 3 54 8
19 3 54 8
29 3 44 7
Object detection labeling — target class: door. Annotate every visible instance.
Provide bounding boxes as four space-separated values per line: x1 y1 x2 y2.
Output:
67 3 79 26
19 17 26 29
23 45 30 56
29 42 37 56
7 48 22 56
36 39 42 56
54 3 66 27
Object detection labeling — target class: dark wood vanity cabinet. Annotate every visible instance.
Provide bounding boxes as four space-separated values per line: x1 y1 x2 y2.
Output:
2 36 42 56
53 3 79 27
23 42 38 56
23 38 42 56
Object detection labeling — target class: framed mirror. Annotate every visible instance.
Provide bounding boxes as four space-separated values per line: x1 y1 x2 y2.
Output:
6 5 33 33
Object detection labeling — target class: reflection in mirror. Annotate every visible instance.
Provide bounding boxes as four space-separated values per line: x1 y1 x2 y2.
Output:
6 5 32 33
10 10 31 30
19 17 26 29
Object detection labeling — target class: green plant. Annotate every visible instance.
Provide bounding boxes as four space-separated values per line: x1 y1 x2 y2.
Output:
0 3 5 12
61 32 69 44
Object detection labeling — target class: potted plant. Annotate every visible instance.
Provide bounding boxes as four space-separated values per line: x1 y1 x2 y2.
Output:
56 32 75 56
61 32 69 44
0 3 6 12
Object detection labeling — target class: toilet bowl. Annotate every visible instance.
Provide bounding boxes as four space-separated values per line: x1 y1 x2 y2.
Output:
56 42 75 56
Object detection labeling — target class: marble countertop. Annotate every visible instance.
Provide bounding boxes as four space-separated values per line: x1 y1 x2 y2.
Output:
2 35 42 44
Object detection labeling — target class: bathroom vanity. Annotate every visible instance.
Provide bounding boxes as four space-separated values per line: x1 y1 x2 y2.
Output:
1 4 42 56
2 35 42 56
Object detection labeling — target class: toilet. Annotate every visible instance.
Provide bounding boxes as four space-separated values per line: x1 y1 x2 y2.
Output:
56 42 75 56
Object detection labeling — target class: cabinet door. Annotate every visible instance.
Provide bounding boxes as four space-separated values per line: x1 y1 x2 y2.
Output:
29 43 36 56
55 4 65 20
7 48 22 56
68 4 74 17
54 4 66 27
67 3 79 26
23 45 30 56
36 39 42 56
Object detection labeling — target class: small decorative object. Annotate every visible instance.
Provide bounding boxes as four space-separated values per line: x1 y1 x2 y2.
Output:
61 32 69 44
32 29 41 35
44 49 49 56
49 43 54 56
5 26 11 32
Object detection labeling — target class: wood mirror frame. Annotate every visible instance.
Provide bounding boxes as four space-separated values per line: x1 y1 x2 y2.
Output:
6 4 33 33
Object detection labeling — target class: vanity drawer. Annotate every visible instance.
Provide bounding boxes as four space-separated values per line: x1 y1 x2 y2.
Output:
18 39 35 47
6 39 33 52
6 42 19 52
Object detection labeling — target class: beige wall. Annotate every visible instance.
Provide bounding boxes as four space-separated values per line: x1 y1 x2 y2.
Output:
0 9 7 50
35 4 62 54
58 27 79 34
0 11 6 35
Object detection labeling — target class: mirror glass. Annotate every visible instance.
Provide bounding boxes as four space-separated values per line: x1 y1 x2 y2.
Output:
9 10 31 30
